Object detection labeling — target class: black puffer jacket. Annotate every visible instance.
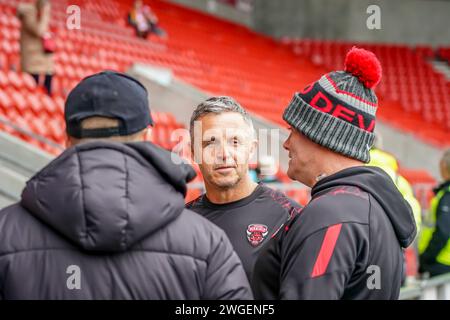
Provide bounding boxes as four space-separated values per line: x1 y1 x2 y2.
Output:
0 141 252 300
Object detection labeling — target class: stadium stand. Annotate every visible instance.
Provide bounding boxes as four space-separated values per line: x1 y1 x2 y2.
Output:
1 0 321 148
2 0 448 148
0 0 446 213
282 39 450 148
1 0 450 298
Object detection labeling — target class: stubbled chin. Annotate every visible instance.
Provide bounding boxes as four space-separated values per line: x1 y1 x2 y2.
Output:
214 178 239 188
287 165 296 180
287 171 294 180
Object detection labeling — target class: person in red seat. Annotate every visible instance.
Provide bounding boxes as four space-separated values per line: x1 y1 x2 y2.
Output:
17 0 54 95
127 0 167 39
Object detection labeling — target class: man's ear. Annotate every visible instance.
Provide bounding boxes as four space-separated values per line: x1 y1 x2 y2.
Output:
65 134 74 148
142 127 151 142
248 138 258 164
251 139 258 157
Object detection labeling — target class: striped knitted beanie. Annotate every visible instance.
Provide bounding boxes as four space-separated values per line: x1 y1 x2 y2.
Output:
283 47 382 163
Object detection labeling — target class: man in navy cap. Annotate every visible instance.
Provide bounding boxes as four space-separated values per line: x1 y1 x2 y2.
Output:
0 71 252 300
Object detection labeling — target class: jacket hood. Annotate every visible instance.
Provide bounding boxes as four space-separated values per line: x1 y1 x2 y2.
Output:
312 166 417 248
21 141 197 252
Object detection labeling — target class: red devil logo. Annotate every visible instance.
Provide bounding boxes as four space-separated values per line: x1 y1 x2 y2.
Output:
246 224 268 247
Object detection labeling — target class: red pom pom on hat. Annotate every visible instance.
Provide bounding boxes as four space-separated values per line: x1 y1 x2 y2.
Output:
344 46 382 89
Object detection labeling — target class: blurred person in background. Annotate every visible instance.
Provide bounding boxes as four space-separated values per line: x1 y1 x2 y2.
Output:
17 0 54 95
369 132 422 233
0 71 252 299
419 149 450 277
186 96 301 281
368 132 422 285
127 0 167 39
255 155 281 184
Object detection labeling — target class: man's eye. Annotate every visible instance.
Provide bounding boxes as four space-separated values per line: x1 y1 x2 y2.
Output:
231 138 241 145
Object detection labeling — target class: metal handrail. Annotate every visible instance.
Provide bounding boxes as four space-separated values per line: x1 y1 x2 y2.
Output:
400 273 450 300
0 115 64 151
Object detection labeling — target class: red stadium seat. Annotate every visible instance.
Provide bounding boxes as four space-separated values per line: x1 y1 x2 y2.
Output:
7 71 24 90
0 70 8 88
7 88 27 116
53 95 65 117
0 52 8 72
47 117 65 144
40 94 58 116
0 89 12 111
29 116 50 138
27 92 44 116
22 72 37 91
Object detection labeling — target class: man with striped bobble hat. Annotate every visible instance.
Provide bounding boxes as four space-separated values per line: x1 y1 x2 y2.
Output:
252 47 417 300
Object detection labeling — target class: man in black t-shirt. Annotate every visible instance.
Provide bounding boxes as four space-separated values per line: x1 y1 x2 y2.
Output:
186 96 302 281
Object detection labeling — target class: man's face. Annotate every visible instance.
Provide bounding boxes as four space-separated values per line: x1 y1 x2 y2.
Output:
283 128 317 187
193 112 256 190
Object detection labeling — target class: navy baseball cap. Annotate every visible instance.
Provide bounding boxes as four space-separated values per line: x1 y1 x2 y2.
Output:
65 71 153 139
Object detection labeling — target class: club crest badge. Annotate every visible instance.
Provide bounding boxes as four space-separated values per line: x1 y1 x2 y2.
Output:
246 224 268 247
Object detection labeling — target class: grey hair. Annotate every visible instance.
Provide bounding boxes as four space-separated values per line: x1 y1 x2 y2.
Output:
442 149 450 174
189 96 256 141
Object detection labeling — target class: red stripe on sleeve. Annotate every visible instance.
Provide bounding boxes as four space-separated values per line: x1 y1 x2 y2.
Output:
311 223 343 278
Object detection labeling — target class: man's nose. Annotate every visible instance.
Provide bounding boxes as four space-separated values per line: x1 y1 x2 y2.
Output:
283 138 289 151
216 142 231 161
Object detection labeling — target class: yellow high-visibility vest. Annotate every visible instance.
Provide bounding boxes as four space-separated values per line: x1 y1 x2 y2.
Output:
418 185 450 266
368 149 421 234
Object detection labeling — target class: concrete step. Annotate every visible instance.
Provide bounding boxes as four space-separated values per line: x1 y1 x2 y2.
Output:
0 194 14 210
0 131 53 179
0 165 27 202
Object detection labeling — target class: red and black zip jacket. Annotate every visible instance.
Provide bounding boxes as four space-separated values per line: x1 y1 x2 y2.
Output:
252 166 417 300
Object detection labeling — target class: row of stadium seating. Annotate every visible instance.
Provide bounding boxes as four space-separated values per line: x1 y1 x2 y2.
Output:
0 0 443 214
2 0 448 147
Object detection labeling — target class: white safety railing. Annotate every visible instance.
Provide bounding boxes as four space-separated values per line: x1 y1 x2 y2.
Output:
400 273 450 300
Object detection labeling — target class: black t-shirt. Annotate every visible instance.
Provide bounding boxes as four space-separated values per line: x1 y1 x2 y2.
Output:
186 183 302 281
